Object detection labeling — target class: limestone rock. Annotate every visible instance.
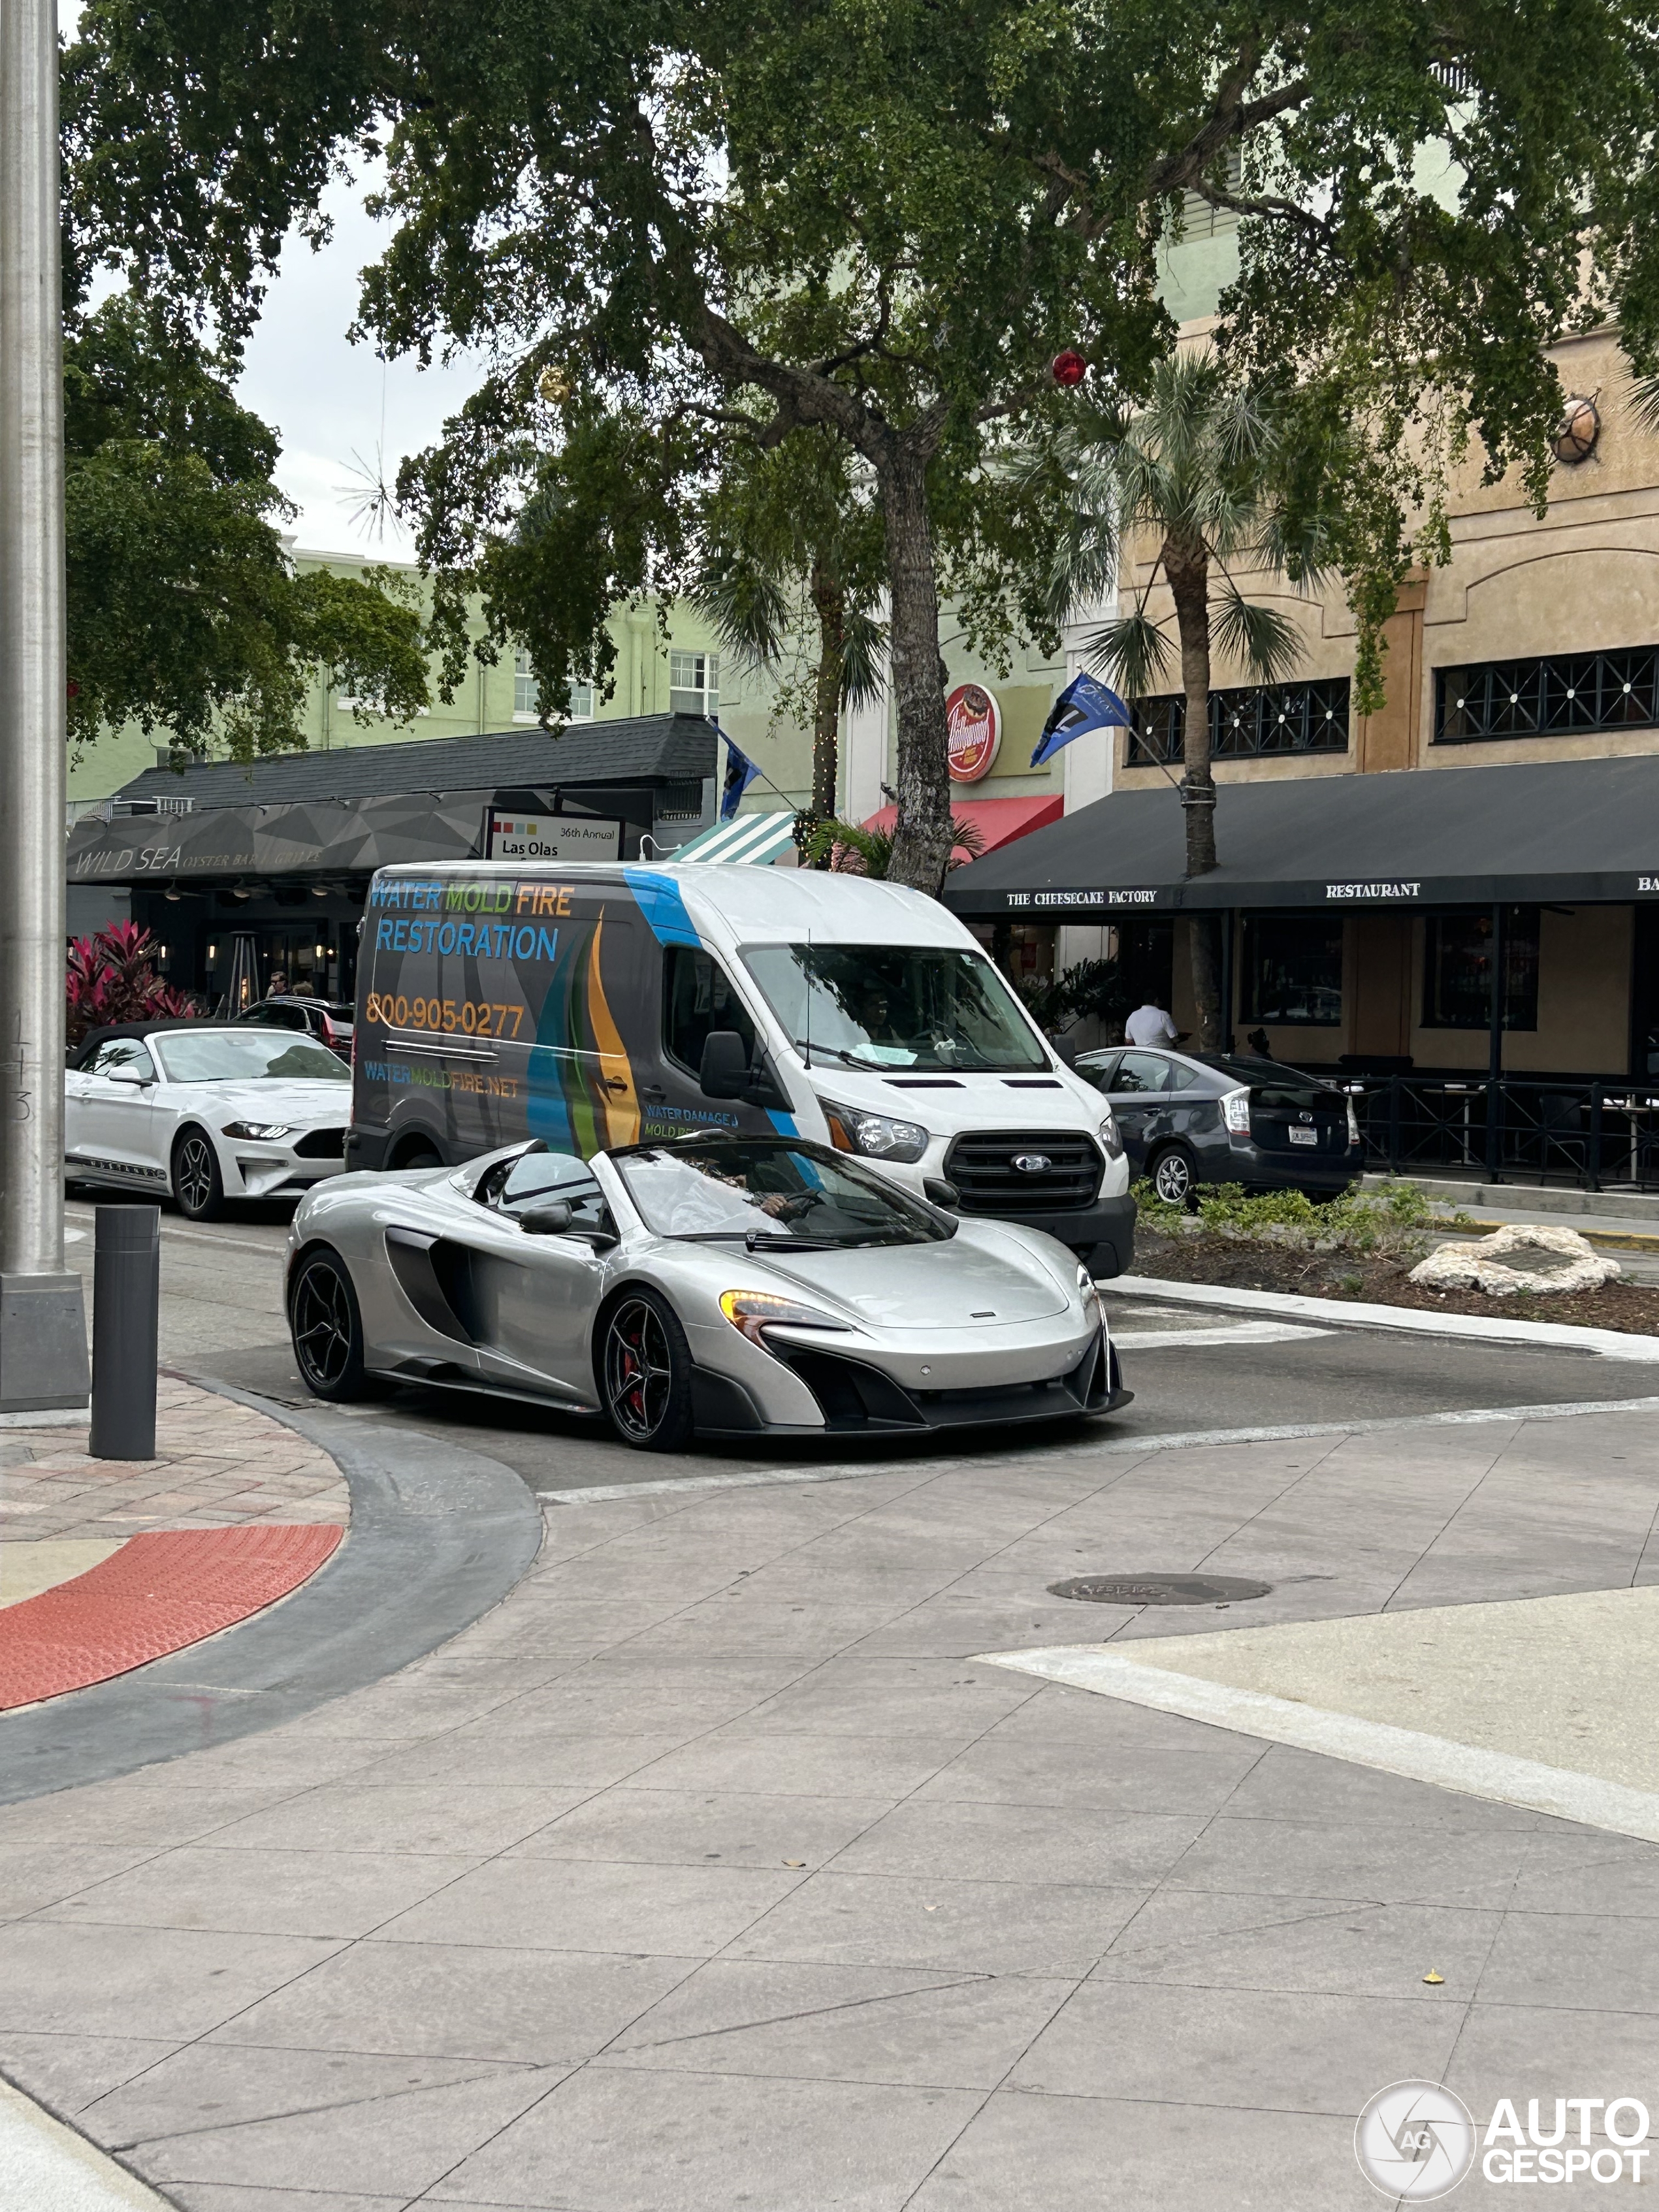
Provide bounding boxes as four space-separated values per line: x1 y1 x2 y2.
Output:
1408 1222 1620 1296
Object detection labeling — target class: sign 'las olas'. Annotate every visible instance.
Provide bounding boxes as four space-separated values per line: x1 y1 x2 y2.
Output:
946 684 1001 782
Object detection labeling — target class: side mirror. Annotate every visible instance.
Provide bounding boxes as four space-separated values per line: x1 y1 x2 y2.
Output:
519 1199 573 1236
700 1029 750 1100
1049 1036 1078 1068
924 1178 961 1210
107 1067 149 1087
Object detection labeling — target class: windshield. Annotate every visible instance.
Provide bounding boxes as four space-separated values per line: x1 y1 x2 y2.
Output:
743 944 1046 1073
152 1031 350 1085
615 1139 949 1247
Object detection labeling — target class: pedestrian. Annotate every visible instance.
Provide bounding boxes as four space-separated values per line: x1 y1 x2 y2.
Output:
1123 993 1184 1047
268 970 289 998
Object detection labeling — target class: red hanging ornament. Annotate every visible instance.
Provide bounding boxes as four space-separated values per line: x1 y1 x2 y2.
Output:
1052 349 1087 387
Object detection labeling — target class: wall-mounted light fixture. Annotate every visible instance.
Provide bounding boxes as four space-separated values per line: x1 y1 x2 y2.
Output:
1553 394 1601 464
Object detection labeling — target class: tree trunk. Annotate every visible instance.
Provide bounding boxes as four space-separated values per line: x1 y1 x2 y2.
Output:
808 553 844 847
877 443 953 893
1165 537 1221 1047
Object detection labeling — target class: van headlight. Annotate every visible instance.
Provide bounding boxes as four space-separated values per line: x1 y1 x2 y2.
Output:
819 1098 929 1164
1097 1109 1123 1159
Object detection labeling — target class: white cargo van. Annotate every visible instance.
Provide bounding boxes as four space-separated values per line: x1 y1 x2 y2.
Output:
347 861 1135 1274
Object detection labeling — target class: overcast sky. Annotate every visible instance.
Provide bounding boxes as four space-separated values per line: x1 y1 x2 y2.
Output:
233 172 486 560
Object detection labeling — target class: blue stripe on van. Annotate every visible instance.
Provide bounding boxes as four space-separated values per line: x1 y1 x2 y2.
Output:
622 869 701 948
765 1110 799 1136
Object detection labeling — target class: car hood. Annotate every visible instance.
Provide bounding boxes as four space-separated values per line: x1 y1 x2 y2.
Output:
169 1080 351 1122
739 1234 1071 1330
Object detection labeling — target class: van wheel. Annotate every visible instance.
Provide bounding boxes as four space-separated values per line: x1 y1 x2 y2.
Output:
172 1128 225 1220
391 1136 443 1170
1150 1145 1199 1207
600 1289 696 1452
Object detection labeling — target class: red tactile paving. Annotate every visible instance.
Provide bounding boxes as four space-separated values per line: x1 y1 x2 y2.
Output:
0 1524 343 1710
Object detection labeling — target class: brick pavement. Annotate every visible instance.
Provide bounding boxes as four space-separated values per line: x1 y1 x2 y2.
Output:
0 1376 347 1547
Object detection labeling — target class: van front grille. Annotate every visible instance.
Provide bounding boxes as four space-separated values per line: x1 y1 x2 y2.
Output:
944 1129 1103 1213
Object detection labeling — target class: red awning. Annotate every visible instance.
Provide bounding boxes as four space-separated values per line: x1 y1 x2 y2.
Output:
863 793 1063 861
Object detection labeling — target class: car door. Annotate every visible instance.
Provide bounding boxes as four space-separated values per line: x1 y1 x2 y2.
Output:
76 1037 165 1179
1103 1051 1178 1170
467 1153 615 1398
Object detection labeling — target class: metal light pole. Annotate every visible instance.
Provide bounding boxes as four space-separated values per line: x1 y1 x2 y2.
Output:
0 0 89 1411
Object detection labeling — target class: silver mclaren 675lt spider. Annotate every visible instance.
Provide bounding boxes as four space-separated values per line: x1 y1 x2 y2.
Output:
285 1134 1132 1451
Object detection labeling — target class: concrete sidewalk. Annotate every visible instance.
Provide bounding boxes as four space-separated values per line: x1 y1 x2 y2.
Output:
1 1396 1658 2207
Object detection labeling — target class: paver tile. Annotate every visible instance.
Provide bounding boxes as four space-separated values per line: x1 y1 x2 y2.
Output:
729 1869 1147 1976
0 1920 342 2038
507 1786 893 1870
39 1844 486 1939
374 1854 803 1956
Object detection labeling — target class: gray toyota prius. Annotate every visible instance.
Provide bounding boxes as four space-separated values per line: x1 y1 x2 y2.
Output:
1074 1048 1364 1204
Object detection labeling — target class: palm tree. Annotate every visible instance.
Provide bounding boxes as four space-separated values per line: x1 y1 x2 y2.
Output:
1039 351 1333 1044
692 434 886 850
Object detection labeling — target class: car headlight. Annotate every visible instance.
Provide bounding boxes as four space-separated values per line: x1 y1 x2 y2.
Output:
221 1121 296 1141
1220 1089 1251 1135
718 1289 853 1347
819 1098 929 1164
1076 1261 1102 1319
1097 1109 1123 1159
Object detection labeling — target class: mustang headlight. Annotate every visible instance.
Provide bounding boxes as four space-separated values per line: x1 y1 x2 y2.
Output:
819 1098 929 1164
1097 1108 1124 1159
718 1289 853 1347
222 1121 295 1141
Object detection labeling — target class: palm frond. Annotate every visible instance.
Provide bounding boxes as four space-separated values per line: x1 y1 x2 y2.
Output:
1630 370 1659 439
1211 585 1306 685
839 605 888 711
1084 607 1176 696
690 547 792 671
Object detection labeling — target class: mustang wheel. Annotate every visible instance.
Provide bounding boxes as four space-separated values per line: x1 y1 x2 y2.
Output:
601 1289 695 1452
289 1245 377 1402
1150 1144 1198 1207
172 1128 225 1221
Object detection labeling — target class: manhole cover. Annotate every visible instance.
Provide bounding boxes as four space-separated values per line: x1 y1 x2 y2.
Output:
1047 1573 1273 1607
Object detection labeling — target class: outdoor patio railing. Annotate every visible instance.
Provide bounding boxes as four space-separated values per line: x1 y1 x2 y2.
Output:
1342 1075 1659 1193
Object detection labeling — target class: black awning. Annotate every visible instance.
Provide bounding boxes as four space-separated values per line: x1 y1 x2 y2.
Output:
943 754 1659 918
67 790 500 887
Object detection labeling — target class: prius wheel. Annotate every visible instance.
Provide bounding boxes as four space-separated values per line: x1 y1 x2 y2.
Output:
289 1245 376 1402
1150 1145 1198 1208
171 1128 225 1221
601 1289 695 1452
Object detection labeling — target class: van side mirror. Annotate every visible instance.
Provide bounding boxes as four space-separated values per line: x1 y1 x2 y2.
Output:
519 1199 573 1236
1049 1036 1078 1068
700 1029 750 1100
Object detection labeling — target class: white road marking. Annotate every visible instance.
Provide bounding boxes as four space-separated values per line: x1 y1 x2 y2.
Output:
545 1392 1659 1502
1110 1322 1330 1351
64 1208 283 1260
0 2074 171 2207
971 1642 1659 1845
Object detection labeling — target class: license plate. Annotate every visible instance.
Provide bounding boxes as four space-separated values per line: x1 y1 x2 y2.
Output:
1287 1126 1319 1146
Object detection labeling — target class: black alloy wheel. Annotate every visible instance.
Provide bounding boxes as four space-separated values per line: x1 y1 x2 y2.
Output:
289 1245 377 1401
1150 1144 1198 1207
172 1128 225 1221
601 1289 696 1452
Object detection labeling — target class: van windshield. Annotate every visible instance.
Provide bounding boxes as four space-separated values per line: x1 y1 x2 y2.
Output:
743 944 1046 1073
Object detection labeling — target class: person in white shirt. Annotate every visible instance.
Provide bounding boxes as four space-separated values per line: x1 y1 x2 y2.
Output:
1123 997 1184 1047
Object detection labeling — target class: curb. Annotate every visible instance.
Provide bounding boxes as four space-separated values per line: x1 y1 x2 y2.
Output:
0 1379 543 1806
1111 1273 1659 1362
0 2072 176 2209
1430 1215 1659 1256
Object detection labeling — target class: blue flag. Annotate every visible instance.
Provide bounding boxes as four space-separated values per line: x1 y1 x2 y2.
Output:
1031 672 1132 767
717 726 762 820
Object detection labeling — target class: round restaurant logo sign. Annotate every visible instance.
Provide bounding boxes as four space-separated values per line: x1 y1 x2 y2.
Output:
946 684 1001 782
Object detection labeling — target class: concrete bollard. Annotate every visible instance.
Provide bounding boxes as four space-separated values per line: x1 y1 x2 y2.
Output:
89 1205 160 1460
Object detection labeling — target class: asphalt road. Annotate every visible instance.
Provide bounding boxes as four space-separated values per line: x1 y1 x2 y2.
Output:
65 1194 1659 1499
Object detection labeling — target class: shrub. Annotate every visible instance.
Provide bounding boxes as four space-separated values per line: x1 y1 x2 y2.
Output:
1131 1176 1461 1259
65 921 196 1048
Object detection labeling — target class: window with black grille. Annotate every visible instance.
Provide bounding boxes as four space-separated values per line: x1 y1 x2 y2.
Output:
1126 679 1350 765
1435 649 1659 743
